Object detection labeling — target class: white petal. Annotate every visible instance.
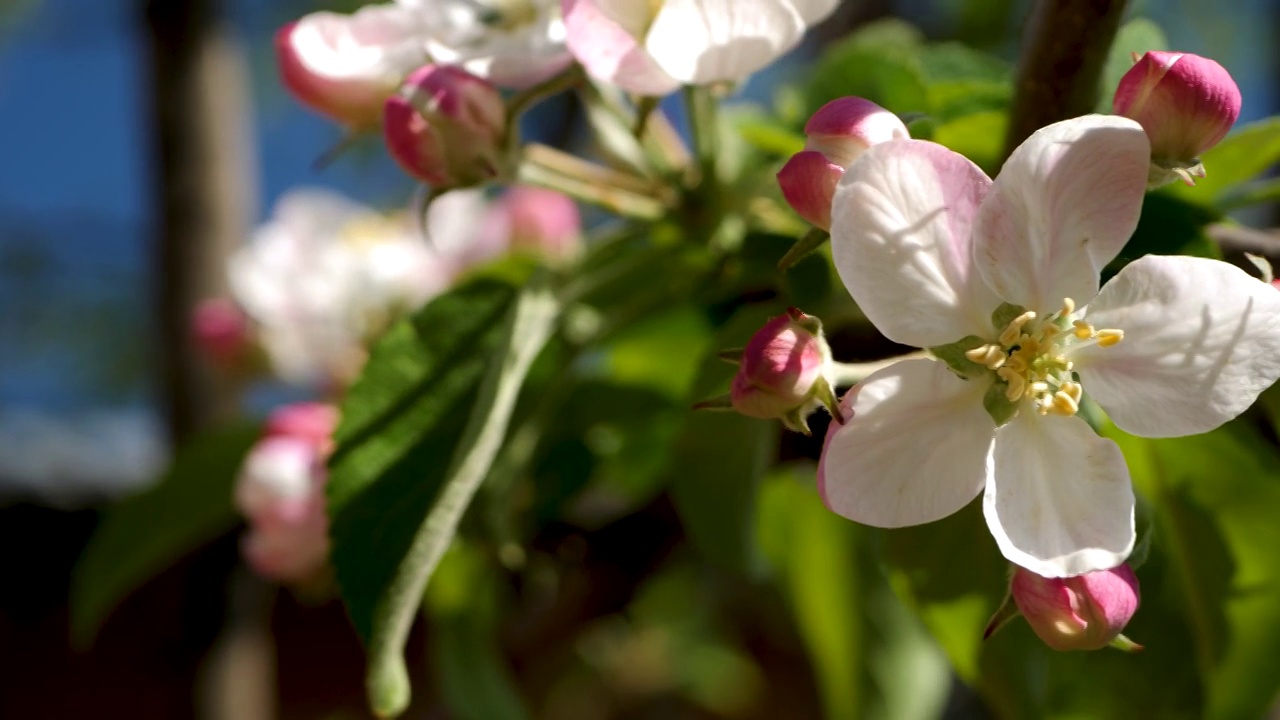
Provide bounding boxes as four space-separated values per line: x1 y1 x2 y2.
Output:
972 115 1149 313
830 139 1000 348
1076 255 1280 437
818 359 993 527
985 412 1134 577
645 0 835 86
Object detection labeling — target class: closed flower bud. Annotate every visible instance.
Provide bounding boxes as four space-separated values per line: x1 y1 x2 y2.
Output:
275 6 426 128
383 64 507 187
1113 51 1241 186
1011 564 1141 651
778 97 908 230
192 298 250 368
235 403 339 583
731 308 831 423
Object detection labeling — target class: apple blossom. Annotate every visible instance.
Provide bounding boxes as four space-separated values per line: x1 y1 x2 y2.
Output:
383 64 507 188
777 97 909 230
1113 51 1241 186
276 5 428 128
562 0 839 96
235 403 339 583
396 0 572 89
729 308 837 432
228 189 452 388
818 115 1280 577
1009 564 1141 651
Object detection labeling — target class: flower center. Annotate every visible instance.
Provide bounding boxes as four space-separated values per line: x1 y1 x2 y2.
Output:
963 298 1124 417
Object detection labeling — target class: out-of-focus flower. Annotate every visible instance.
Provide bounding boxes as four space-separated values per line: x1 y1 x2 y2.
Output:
562 0 838 96
1011 565 1141 651
191 298 251 369
1113 51 1241 186
384 64 507 187
476 186 582 262
396 0 572 89
276 5 427 128
777 97 909 230
818 115 1280 577
729 308 837 433
228 189 451 388
235 403 339 583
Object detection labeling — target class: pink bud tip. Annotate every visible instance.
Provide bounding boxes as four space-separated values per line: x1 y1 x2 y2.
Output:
383 64 507 187
804 97 910 168
730 311 827 420
191 298 250 366
486 186 583 261
777 151 842 231
1113 51 1241 163
1011 564 1141 651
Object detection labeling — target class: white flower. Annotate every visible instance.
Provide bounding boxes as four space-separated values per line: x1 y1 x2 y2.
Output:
228 189 453 387
396 0 572 88
562 0 838 96
818 115 1280 577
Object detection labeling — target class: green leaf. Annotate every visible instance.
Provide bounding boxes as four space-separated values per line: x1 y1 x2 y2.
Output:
1113 192 1222 271
1106 422 1280 720
70 423 260 648
1169 117 1280 206
1097 18 1169 112
666 304 779 576
325 274 559 717
757 465 862 720
932 111 1007 174
808 19 929 115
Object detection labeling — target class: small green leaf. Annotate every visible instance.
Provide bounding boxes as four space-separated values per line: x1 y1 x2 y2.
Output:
71 423 260 648
982 381 1017 427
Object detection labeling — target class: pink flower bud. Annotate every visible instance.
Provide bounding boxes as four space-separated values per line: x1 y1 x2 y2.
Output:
1011 564 1141 651
1113 52 1241 167
778 97 908 230
191 298 250 368
383 64 507 188
480 186 583 262
276 6 426 128
235 403 339 583
731 308 829 419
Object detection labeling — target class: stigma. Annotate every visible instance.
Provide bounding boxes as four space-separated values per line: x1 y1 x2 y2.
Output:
963 298 1123 417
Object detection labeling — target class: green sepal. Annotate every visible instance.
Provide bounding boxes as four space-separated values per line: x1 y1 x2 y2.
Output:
982 589 1021 640
990 302 1027 333
717 347 745 364
929 335 991 379
781 409 812 436
983 380 1018 427
692 394 734 411
1108 633 1144 652
776 228 830 271
812 375 844 424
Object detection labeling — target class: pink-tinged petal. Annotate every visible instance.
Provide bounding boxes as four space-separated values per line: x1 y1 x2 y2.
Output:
972 115 1149 314
804 96 909 168
644 0 836 86
1075 255 1280 438
562 0 680 96
276 7 426 128
830 139 1000 348
819 359 992 527
985 412 1134 578
777 150 842 230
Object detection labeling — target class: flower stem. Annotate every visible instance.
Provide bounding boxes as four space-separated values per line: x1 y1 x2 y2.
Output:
683 85 721 186
1002 0 1129 163
502 66 584 149
828 351 929 387
516 144 669 220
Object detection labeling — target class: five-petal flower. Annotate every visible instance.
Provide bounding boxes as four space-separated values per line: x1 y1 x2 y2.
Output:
818 114 1280 577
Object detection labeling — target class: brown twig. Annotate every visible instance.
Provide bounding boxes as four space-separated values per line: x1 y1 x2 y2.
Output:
1002 0 1130 164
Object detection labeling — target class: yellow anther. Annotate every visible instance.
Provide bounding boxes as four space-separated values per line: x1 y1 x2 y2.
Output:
1061 381 1083 403
1042 324 1060 338
1029 381 1050 394
964 345 992 363
999 311 1037 346
1059 298 1076 317
1072 320 1094 340
1001 370 1027 401
1051 390 1080 416
1096 329 1125 348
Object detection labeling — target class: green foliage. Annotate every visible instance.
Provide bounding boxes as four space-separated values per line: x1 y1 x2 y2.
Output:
326 273 559 716
1169 117 1280 207
70 423 260 647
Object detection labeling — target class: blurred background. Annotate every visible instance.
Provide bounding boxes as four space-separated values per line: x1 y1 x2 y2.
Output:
1 0 1276 718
